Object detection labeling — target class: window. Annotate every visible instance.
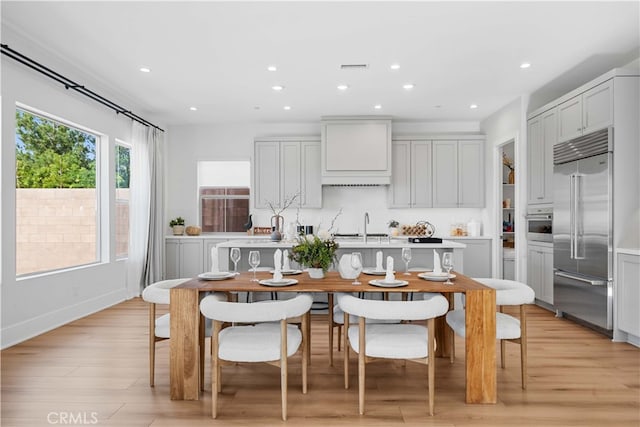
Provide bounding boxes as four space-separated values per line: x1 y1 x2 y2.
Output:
198 161 250 232
115 142 130 258
15 108 99 276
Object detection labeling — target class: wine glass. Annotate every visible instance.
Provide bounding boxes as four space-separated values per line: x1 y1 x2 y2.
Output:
248 250 260 282
442 252 454 285
401 247 412 275
230 248 241 273
350 252 363 285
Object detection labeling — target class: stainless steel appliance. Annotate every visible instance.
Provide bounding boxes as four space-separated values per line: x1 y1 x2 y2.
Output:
525 207 553 242
553 127 612 333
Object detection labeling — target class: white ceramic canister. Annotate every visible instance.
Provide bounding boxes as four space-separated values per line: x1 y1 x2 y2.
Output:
467 218 481 237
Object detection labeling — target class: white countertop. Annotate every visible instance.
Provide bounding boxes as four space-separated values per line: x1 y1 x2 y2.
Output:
217 238 466 250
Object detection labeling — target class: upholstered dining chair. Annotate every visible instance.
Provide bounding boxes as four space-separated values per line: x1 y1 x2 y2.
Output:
445 278 535 389
337 292 449 416
141 279 221 387
199 293 314 420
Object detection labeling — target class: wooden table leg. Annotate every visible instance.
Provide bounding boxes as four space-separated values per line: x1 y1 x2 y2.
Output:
434 293 454 358
170 288 201 400
464 288 497 404
328 293 334 366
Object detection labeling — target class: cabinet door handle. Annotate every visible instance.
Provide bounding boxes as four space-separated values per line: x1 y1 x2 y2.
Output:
537 196 543 199
576 127 581 132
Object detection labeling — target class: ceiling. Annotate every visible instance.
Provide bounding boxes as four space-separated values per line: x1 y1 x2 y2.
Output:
2 1 639 127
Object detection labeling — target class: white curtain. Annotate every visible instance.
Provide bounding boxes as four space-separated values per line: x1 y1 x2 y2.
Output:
127 122 164 295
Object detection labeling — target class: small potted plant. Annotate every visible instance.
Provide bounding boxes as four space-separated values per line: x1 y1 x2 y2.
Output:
388 219 400 236
289 231 339 279
169 217 185 235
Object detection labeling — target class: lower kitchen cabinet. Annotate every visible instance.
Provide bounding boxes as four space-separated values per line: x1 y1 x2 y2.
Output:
527 242 553 305
616 252 640 337
463 239 492 278
166 238 203 279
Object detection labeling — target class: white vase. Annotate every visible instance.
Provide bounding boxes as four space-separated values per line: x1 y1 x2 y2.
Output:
307 268 325 279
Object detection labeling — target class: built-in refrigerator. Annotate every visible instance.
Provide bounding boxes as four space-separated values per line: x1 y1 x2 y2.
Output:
553 127 612 333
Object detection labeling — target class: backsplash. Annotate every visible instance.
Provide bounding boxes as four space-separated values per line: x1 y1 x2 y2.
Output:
251 186 486 237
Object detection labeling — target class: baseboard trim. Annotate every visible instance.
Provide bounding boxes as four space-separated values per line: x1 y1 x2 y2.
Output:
1 289 128 349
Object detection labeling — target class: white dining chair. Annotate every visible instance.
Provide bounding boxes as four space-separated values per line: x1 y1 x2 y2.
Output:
200 293 313 420
141 279 222 387
337 292 449 416
445 278 535 388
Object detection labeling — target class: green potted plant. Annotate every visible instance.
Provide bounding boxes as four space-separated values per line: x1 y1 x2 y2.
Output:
388 219 400 236
169 216 185 235
289 233 339 279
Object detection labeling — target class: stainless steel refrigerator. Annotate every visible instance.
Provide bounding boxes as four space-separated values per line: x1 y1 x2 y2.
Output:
553 127 612 333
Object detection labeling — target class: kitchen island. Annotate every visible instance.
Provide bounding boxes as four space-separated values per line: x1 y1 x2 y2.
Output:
215 238 466 273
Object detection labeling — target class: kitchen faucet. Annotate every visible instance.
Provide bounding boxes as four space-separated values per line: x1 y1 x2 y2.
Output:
363 212 369 243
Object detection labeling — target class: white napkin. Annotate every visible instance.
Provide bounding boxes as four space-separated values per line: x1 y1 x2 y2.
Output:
283 249 291 271
384 256 395 282
210 246 219 272
433 251 442 274
376 251 383 271
273 249 283 281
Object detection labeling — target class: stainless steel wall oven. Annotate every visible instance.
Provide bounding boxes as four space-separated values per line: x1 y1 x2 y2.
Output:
525 207 553 242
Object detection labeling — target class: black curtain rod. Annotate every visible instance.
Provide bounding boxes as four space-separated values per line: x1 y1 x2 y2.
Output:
1 44 164 132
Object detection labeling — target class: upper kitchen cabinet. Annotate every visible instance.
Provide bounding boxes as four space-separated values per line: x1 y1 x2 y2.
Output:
389 140 432 208
433 139 484 208
557 80 612 143
321 116 392 185
527 108 556 205
253 138 321 209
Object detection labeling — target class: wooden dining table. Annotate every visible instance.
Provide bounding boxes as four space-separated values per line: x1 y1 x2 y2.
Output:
169 271 497 404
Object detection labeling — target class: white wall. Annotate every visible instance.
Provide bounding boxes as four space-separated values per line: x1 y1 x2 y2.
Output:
479 97 526 279
0 37 158 348
166 121 484 238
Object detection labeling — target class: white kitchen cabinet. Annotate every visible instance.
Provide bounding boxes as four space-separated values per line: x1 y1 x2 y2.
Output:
253 141 280 209
527 242 553 305
203 238 230 271
254 138 321 209
458 140 484 207
433 140 484 208
389 140 432 208
617 252 640 337
300 141 322 208
447 238 492 278
558 80 612 143
165 238 204 279
527 108 556 205
432 141 458 207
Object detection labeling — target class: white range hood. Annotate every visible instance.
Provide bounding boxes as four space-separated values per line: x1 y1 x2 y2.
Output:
320 116 392 185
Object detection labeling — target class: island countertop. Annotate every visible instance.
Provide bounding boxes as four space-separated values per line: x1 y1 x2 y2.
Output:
216 238 466 250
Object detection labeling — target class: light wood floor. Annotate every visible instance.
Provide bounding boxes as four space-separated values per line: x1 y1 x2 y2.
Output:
1 298 639 426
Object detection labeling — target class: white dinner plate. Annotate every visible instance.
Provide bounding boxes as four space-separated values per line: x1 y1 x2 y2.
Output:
258 278 299 287
417 272 456 282
368 279 408 288
363 268 394 276
269 269 302 275
198 271 236 281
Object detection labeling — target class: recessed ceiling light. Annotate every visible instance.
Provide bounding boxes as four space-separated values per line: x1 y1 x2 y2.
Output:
267 65 277 71
374 104 382 110
434 105 442 108
139 67 151 73
403 83 414 90
470 104 478 109
254 106 260 110
337 84 349 91
390 64 400 70
189 107 197 111
283 105 291 110
520 62 531 69
272 85 284 91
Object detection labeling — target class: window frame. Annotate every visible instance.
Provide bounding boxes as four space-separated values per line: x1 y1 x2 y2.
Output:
15 103 104 278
